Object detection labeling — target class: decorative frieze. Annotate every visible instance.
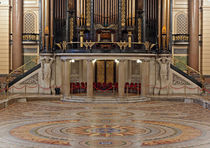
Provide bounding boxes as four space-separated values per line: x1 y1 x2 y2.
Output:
172 74 190 86
21 73 38 85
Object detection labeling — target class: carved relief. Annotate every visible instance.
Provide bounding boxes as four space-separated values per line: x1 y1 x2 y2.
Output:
173 74 190 85
21 73 38 85
157 58 171 82
156 57 171 94
40 57 54 88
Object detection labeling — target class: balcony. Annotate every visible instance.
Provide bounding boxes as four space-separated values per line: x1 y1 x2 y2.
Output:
53 41 159 54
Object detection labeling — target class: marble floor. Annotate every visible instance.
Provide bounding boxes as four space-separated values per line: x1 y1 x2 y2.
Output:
0 101 210 148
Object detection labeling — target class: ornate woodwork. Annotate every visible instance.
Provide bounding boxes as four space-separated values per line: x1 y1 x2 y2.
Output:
44 0 172 53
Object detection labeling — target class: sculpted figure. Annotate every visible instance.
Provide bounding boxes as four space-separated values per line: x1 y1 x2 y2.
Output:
40 57 54 88
157 58 170 81
157 57 171 94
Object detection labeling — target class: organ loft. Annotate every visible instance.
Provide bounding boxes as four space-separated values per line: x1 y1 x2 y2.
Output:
8 0 202 99
40 0 171 53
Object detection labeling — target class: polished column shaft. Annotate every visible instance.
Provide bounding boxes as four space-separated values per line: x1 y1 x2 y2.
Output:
62 60 70 97
188 0 199 71
118 60 125 98
141 61 150 96
87 60 94 98
12 0 23 70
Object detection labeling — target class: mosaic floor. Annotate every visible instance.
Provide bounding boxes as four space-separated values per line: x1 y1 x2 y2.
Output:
0 101 210 148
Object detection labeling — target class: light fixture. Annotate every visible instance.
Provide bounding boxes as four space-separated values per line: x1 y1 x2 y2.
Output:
115 59 119 63
137 59 142 63
70 59 75 63
92 59 97 63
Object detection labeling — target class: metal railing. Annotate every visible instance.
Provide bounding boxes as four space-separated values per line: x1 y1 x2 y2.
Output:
172 57 205 89
5 57 39 89
55 41 156 51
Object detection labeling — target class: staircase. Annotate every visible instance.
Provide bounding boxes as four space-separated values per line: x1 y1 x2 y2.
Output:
172 58 205 91
4 57 40 90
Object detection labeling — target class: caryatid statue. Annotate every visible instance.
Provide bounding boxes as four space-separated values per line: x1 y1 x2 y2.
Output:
40 57 54 89
157 57 171 94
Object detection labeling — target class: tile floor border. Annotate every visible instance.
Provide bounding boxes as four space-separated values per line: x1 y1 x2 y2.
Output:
0 94 210 110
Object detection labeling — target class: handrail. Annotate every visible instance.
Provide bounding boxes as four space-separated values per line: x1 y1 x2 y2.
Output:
56 41 156 50
6 57 39 85
172 57 205 89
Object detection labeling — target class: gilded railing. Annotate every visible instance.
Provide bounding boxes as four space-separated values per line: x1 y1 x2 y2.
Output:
172 57 205 89
172 34 189 42
172 34 202 43
56 41 156 51
6 57 39 86
10 33 39 42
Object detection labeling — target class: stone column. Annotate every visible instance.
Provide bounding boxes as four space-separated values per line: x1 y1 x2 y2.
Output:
188 0 199 71
79 60 83 82
83 60 87 82
141 61 150 96
55 57 62 88
12 0 23 70
62 60 70 98
87 60 94 98
118 60 125 98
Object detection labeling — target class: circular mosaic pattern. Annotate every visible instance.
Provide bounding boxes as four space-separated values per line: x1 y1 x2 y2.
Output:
9 119 203 147
86 118 126 124
66 125 145 137
0 101 210 148
77 111 135 117
10 120 80 146
145 112 187 118
22 111 65 117
79 139 132 147
92 107 119 110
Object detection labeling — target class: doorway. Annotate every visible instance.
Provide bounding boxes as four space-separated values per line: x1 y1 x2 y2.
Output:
95 60 116 84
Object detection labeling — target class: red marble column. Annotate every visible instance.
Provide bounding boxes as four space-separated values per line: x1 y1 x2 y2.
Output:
12 0 23 70
188 0 199 71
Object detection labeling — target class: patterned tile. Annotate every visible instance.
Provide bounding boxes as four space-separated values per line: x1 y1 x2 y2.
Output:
0 101 209 147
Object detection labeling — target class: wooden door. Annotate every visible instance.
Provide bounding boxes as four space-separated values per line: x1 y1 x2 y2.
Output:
96 60 115 83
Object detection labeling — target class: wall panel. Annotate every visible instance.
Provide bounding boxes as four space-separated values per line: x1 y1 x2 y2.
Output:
0 1 10 74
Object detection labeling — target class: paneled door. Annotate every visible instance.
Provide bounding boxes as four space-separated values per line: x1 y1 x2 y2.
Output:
96 60 115 83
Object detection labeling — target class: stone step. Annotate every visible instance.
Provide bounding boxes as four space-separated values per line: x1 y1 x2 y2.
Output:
61 96 150 103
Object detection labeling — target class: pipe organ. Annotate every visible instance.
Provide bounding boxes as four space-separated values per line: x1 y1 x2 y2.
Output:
40 0 171 52
94 0 119 26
